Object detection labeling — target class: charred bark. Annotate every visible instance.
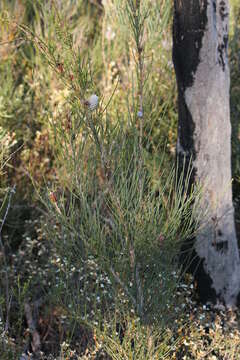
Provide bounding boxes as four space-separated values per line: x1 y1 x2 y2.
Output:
173 0 240 306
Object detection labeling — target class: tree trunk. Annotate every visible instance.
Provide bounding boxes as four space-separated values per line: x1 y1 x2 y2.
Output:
173 0 240 306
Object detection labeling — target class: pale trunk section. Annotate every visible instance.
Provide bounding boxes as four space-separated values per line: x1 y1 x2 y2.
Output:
173 0 240 306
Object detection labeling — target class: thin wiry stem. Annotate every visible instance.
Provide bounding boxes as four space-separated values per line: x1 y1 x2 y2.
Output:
136 262 144 317
136 0 144 151
0 185 16 332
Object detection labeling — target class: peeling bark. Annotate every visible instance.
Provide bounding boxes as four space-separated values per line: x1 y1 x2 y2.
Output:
173 0 240 306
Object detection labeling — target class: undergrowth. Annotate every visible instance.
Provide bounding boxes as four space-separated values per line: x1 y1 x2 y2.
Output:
0 0 240 359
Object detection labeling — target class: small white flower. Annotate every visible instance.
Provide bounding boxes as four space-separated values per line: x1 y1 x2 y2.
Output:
105 25 116 41
87 94 99 111
137 110 143 118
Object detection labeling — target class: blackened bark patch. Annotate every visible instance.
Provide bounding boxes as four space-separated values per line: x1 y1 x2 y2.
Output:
194 255 217 304
223 34 228 49
212 240 229 252
218 41 227 71
180 240 217 304
218 229 223 236
213 0 216 13
217 1 229 71
218 34 229 71
219 0 228 21
218 43 224 70
237 291 240 307
173 0 208 90
173 0 208 158
177 91 196 154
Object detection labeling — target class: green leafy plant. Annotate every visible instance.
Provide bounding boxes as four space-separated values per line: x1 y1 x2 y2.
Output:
17 0 203 328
